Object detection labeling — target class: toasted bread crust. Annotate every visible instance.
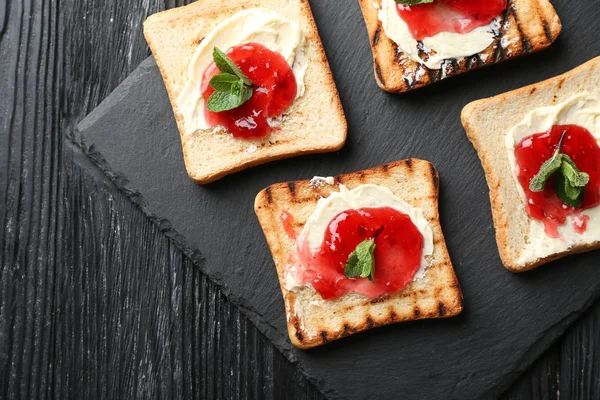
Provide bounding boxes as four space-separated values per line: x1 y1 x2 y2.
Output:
255 160 463 349
358 0 562 93
462 57 600 272
144 0 347 184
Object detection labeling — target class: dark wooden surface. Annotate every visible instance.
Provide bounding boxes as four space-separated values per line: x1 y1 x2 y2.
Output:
1 0 599 398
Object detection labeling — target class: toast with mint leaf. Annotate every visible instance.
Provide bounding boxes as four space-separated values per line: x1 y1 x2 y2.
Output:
144 0 347 184
462 57 600 272
255 160 463 349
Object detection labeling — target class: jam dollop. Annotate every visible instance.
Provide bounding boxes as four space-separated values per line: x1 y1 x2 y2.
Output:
514 124 600 237
396 0 507 41
296 207 425 300
201 42 297 139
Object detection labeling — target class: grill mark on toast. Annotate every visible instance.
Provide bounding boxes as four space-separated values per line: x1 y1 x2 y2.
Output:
502 5 511 26
449 274 464 310
431 164 439 189
557 78 565 90
373 26 381 46
389 309 397 321
448 59 460 77
375 62 385 85
366 316 375 329
288 182 296 197
342 324 355 337
488 9 509 64
289 315 305 343
320 331 328 343
265 187 273 203
541 18 555 43
369 294 390 304
405 158 412 169
382 163 389 172
510 6 533 53
403 75 414 91
466 54 482 70
414 308 421 317
493 38 507 63
426 67 442 84
438 303 446 316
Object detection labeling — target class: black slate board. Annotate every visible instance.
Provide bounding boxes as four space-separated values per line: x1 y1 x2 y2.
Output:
79 1 600 398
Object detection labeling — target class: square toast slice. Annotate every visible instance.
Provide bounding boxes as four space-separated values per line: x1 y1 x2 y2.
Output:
255 159 463 349
358 0 562 93
144 0 347 183
462 57 600 272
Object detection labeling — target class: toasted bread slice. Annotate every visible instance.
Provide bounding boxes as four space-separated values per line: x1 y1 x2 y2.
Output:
144 0 347 184
462 57 600 272
255 159 463 349
358 0 561 93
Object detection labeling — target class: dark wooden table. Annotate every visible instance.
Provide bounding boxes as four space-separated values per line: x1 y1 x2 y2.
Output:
1 0 599 398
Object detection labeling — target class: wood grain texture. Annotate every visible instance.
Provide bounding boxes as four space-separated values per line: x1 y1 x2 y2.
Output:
0 0 599 398
1 0 321 398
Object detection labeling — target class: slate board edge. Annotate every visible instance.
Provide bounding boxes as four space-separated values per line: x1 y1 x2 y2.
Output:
485 294 597 398
71 59 338 397
72 60 292 344
75 56 597 400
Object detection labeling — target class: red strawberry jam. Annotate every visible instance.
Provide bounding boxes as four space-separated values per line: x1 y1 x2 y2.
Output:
200 42 297 139
397 0 507 41
514 125 600 238
280 211 297 240
295 207 425 300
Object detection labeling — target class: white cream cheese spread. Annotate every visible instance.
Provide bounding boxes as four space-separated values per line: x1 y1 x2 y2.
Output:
505 93 600 266
309 176 335 188
283 184 434 291
177 8 308 135
378 0 499 70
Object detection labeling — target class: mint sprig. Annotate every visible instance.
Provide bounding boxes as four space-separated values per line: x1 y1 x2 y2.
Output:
206 47 254 112
344 239 376 282
394 0 434 5
529 130 590 207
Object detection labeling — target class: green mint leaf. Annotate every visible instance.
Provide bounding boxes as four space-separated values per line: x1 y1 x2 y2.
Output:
394 0 434 5
561 154 590 188
344 239 376 283
230 80 252 104
230 80 242 96
210 73 241 92
206 79 253 112
528 129 589 208
529 150 563 192
239 82 253 104
553 172 584 208
206 91 242 112
208 48 254 112
213 47 253 86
